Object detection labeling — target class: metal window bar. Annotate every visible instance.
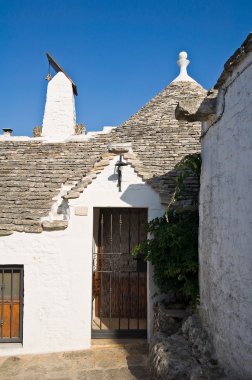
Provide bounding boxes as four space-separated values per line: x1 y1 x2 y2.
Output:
128 271 131 330
128 209 131 331
137 210 140 330
10 268 13 339
118 212 122 330
99 212 104 331
109 210 113 330
1 269 4 340
0 265 23 343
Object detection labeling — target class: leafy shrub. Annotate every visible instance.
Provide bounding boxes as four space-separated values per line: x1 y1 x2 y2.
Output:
133 153 201 304
133 210 199 302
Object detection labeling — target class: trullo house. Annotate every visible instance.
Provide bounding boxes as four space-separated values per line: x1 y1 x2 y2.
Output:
0 52 205 355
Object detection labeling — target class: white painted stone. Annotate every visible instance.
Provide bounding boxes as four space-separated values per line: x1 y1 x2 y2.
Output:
42 72 76 141
0 156 164 356
172 51 196 83
75 206 88 216
101 126 116 133
199 51 252 379
0 135 43 141
0 126 115 142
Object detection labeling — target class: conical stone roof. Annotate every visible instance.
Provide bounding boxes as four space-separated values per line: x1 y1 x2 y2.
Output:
0 67 206 235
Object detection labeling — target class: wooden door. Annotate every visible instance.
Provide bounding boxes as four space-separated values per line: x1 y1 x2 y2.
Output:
92 208 148 338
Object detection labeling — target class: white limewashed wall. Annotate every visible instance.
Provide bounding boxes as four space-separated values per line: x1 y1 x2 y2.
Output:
0 156 164 356
199 51 252 379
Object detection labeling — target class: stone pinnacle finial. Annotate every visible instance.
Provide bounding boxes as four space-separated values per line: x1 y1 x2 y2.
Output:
172 51 196 83
177 51 189 74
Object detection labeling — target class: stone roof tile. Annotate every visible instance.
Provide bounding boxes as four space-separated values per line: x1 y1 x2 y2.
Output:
0 81 206 235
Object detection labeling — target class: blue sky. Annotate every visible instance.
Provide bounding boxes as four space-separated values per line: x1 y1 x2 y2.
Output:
0 0 251 136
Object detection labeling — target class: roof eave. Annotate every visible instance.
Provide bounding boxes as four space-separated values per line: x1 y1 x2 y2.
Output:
214 32 252 90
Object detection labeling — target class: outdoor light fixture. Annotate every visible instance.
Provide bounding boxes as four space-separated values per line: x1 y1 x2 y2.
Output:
115 155 129 192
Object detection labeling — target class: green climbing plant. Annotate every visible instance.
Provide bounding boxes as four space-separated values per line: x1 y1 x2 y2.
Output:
133 153 201 304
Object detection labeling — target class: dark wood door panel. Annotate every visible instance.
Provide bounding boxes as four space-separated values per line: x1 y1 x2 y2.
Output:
92 208 148 336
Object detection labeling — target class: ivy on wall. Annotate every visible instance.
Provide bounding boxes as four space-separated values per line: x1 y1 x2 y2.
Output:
133 153 201 304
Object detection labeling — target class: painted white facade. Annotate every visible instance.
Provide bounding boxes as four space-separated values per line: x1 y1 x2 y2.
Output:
0 157 164 356
42 72 76 141
199 51 252 379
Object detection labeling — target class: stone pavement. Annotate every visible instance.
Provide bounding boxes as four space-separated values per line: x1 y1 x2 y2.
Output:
0 340 149 380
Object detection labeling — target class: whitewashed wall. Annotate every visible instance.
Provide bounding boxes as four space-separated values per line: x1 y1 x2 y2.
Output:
0 156 164 356
200 51 252 379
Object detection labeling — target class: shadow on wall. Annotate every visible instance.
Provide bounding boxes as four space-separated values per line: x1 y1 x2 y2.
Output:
119 183 154 206
57 198 70 220
119 164 199 209
108 173 118 182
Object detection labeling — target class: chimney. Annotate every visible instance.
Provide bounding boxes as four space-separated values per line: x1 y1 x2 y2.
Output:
42 53 77 141
2 128 13 137
42 72 76 140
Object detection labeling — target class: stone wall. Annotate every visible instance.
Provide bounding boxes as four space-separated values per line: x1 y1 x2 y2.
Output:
199 49 252 379
149 302 226 380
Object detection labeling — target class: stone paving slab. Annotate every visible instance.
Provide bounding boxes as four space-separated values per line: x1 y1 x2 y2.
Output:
0 342 149 380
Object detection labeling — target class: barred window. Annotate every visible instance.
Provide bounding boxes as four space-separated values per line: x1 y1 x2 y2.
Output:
0 266 23 343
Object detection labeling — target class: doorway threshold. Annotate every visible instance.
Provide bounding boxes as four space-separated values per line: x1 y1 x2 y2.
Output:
91 338 147 348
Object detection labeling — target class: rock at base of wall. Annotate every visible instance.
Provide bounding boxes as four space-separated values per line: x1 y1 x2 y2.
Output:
153 302 189 336
150 332 203 380
150 304 228 380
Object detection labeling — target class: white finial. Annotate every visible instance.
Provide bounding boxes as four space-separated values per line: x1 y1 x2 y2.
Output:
172 51 196 83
